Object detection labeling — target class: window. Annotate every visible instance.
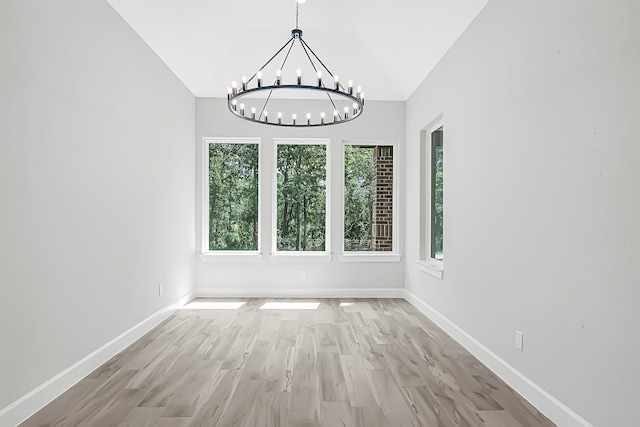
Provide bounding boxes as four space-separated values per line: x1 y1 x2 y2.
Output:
274 139 329 253
418 120 444 278
343 143 397 253
204 138 260 253
430 126 444 260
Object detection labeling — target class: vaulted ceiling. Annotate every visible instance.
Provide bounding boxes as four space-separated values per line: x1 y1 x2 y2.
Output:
106 0 489 100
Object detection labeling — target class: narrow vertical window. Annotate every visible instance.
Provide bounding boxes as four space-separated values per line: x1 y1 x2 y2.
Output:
275 141 328 252
207 140 259 251
344 144 395 252
430 126 444 260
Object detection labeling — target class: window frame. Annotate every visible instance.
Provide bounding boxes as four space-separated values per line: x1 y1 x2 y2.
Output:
201 137 262 262
271 138 332 261
340 140 401 263
417 119 444 278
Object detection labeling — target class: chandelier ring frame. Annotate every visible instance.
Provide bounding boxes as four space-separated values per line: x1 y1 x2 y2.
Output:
227 84 364 127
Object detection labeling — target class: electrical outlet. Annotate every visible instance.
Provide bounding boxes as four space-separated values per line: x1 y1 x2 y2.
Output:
515 330 523 351
159 283 164 296
300 270 307 279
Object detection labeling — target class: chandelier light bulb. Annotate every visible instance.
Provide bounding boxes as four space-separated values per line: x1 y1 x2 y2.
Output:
344 106 349 119
231 81 238 95
306 113 311 124
292 113 297 125
334 109 339 122
227 87 232 100
352 102 358 115
240 103 245 115
231 99 237 110
241 76 248 91
334 75 340 90
360 91 365 102
297 69 302 85
321 111 325 124
278 112 282 124
251 107 256 119
276 69 282 86
264 110 269 122
257 71 263 88
348 80 354 95
317 70 322 87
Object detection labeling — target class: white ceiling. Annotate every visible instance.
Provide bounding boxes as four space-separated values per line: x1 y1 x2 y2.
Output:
106 0 489 101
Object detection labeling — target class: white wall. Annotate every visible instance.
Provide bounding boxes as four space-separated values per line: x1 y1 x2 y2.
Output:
404 1 640 426
196 98 405 294
0 0 195 413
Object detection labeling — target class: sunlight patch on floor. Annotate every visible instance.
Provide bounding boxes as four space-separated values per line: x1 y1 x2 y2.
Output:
182 301 246 310
259 302 320 310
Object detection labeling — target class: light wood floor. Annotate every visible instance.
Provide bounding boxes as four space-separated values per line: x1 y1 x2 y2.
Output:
21 298 555 427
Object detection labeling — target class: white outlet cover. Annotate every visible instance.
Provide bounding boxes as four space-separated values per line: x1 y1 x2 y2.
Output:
515 330 523 351
300 270 307 279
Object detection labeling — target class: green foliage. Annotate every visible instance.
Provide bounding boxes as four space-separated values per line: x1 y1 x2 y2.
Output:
209 143 259 251
276 144 326 251
344 146 375 251
431 128 444 260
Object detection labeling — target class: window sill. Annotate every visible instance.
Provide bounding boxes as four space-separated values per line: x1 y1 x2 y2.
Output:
200 252 263 263
417 259 444 279
339 254 402 263
270 253 333 263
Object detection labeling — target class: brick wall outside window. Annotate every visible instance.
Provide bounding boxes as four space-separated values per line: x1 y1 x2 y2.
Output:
372 146 393 251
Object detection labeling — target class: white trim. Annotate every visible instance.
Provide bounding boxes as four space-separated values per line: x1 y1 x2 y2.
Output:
200 252 263 262
341 140 400 254
420 118 444 269
403 290 594 427
339 254 402 263
0 292 194 427
272 138 331 255
416 259 443 279
195 287 404 298
269 253 333 263
201 137 261 255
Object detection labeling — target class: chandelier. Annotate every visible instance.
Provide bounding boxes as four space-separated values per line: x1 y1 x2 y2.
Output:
226 0 364 127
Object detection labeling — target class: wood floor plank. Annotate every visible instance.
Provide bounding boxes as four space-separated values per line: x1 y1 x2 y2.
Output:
340 354 379 407
320 401 356 427
117 407 165 427
189 369 242 427
478 410 526 427
317 351 347 402
473 374 552 427
20 298 556 427
290 369 322 426
369 369 421 426
402 386 458 427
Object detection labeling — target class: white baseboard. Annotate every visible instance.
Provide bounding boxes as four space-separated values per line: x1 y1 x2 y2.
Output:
403 290 593 427
195 287 405 298
0 291 193 427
